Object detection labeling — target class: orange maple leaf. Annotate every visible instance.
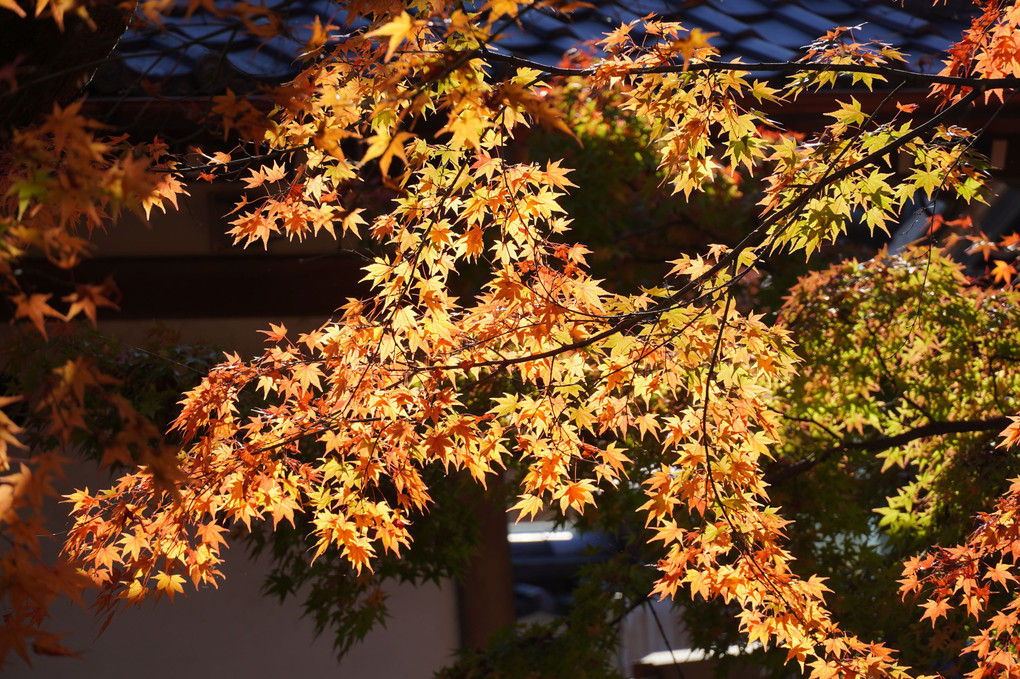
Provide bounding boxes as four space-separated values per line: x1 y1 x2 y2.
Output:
555 480 596 514
992 259 1016 285
195 522 229 550
63 280 120 326
920 598 951 626
11 293 64 338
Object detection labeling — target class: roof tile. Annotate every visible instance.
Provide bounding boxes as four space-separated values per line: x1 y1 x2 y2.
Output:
224 38 300 79
683 4 756 37
787 0 856 18
520 11 580 39
564 17 620 44
707 0 771 20
752 18 815 49
911 30 960 54
618 0 685 17
775 4 845 35
98 0 977 91
863 4 931 34
738 35 800 61
492 32 547 54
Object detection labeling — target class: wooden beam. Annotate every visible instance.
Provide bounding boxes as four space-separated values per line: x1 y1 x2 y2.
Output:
10 253 370 320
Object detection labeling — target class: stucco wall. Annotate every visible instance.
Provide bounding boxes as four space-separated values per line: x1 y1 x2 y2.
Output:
7 562 458 679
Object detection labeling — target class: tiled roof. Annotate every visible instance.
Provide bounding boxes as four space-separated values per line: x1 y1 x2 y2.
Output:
495 0 972 71
92 1 343 96
91 0 975 97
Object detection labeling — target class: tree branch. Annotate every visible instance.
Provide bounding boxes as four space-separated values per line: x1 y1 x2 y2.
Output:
477 50 1020 91
765 415 1013 485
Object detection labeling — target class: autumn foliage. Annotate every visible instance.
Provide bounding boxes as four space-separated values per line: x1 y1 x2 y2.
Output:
3 0 1020 676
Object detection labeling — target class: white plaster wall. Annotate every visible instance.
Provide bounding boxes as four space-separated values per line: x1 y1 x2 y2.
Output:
6 562 458 679
4 458 460 679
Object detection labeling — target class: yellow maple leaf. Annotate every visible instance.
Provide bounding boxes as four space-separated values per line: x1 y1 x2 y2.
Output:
487 0 522 24
154 572 186 602
367 11 414 62
361 131 413 178
673 28 718 70
0 0 26 17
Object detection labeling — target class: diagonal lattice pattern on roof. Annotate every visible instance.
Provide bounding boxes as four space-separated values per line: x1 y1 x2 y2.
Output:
91 0 976 97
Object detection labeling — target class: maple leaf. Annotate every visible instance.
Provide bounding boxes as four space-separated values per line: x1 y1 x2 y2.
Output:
11 293 64 338
967 235 996 260
1000 417 1020 449
672 28 718 70
154 572 186 602
543 160 577 190
63 279 120 326
366 11 414 62
486 0 520 23
809 660 840 679
0 0 26 17
992 259 1016 285
652 520 686 545
291 362 323 391
511 494 544 522
259 322 288 343
362 131 413 178
554 480 597 514
195 522 229 550
269 492 300 528
117 531 149 562
301 16 332 57
920 599 951 626
143 173 188 219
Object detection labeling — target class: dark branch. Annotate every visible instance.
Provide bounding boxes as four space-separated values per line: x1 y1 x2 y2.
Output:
765 415 1013 485
0 0 134 132
477 50 1020 91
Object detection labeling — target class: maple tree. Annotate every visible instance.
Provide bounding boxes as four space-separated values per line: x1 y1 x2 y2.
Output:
3 0 1020 676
